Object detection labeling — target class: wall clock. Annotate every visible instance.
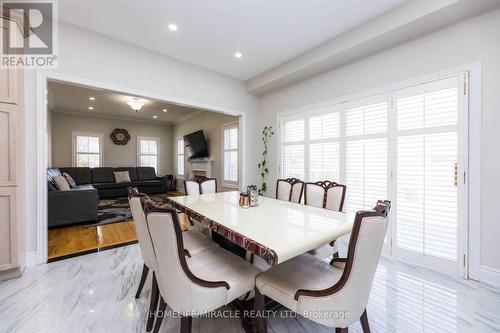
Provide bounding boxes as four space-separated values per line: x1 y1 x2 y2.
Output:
111 128 130 145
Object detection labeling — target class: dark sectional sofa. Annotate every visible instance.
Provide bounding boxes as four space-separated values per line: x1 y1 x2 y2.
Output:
47 166 174 227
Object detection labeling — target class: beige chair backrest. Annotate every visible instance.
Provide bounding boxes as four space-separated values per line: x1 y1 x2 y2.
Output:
184 180 200 196
276 180 292 201
144 205 229 314
304 183 325 208
128 196 157 271
290 182 304 203
296 201 391 328
325 184 346 212
276 178 304 203
304 181 346 212
200 179 216 194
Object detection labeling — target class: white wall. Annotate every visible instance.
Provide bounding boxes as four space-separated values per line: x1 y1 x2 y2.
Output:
22 21 259 256
256 9 500 273
51 112 173 175
172 112 239 192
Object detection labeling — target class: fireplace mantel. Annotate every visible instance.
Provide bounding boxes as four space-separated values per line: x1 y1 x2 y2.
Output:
187 158 214 178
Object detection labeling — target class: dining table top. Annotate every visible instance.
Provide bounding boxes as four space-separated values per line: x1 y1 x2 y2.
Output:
167 191 353 266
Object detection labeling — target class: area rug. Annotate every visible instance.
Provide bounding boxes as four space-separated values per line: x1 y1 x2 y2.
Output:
84 193 172 227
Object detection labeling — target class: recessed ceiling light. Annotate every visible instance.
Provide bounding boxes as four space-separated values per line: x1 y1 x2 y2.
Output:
153 115 158 119
234 52 242 58
88 106 94 110
168 23 178 31
89 97 95 101
162 109 168 112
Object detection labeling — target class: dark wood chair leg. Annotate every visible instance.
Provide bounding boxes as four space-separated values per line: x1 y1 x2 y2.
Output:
180 316 192 333
335 328 348 333
360 309 371 333
152 296 167 333
135 263 150 299
253 287 267 333
147 273 160 332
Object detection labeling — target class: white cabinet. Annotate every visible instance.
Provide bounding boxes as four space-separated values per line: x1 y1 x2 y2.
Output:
0 20 23 281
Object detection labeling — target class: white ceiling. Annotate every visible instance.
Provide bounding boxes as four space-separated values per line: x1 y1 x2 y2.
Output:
58 0 406 80
48 81 203 124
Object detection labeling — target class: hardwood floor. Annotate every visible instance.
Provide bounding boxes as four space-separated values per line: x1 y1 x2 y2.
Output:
47 220 138 261
47 191 185 261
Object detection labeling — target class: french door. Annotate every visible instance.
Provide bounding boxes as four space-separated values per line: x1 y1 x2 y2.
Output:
279 73 469 276
389 75 468 276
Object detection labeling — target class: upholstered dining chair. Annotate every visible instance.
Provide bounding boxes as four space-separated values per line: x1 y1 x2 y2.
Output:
184 176 218 195
304 181 347 260
127 188 217 332
142 203 261 333
254 200 391 333
276 178 305 203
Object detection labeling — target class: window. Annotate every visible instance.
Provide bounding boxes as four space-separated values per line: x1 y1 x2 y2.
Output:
73 133 101 167
278 74 467 275
222 123 239 186
177 137 184 177
137 137 159 172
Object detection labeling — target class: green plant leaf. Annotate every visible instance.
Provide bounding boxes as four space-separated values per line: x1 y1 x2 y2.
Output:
264 168 268 173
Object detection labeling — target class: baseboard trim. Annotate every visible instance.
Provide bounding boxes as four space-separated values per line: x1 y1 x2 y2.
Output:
480 265 500 289
24 251 38 267
0 266 21 281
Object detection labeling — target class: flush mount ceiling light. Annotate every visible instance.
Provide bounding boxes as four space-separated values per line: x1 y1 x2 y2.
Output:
162 109 168 112
88 106 94 110
127 97 145 112
168 23 178 31
89 96 95 101
234 52 242 58
153 115 158 119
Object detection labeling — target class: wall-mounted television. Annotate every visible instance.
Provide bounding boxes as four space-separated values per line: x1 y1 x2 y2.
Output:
184 130 209 159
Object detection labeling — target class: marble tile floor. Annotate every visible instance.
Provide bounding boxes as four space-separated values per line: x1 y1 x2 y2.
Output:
0 244 499 333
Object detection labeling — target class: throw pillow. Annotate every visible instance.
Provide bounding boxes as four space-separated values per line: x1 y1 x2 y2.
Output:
62 172 77 188
114 171 131 183
53 175 71 191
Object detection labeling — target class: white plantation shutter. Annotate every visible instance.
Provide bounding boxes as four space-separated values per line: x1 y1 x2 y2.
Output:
282 145 304 179
345 95 388 214
278 74 465 274
309 112 339 140
308 111 340 181
283 118 304 142
177 138 184 176
223 124 239 184
309 142 340 181
395 77 460 263
281 117 305 179
345 138 388 213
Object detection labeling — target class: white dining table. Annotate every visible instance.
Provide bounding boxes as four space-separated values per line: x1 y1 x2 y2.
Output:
167 191 353 266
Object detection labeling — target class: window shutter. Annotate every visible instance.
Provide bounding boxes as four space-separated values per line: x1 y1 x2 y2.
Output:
309 112 339 140
395 77 459 261
282 145 304 179
282 119 304 143
345 138 387 214
281 118 305 179
309 142 340 181
344 95 388 214
223 125 239 183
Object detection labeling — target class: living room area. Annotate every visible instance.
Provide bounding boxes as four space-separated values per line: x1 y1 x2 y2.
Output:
45 80 240 261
